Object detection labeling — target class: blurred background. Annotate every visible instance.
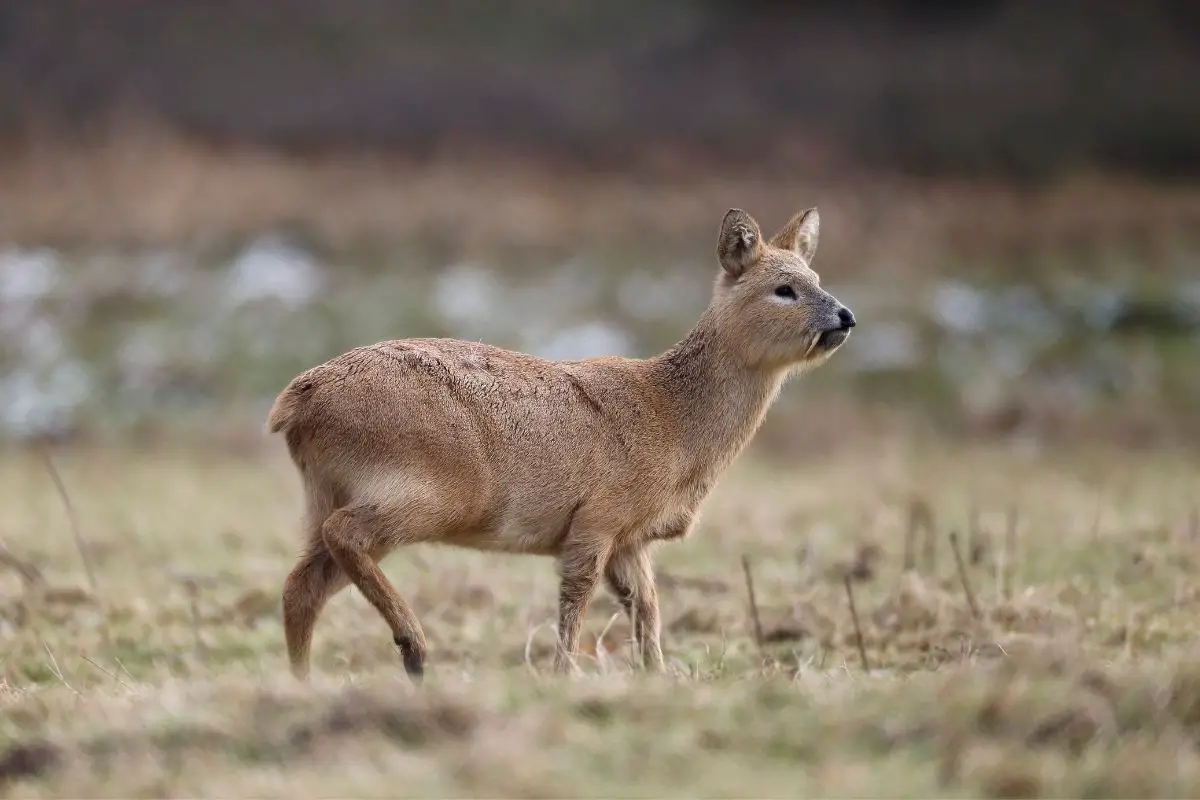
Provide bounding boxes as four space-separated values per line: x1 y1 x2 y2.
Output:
0 0 1197 453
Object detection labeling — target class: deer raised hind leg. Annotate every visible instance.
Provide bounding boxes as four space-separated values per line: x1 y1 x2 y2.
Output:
320 504 429 679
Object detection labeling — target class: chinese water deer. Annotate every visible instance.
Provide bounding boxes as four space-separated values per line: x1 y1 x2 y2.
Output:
268 206 855 681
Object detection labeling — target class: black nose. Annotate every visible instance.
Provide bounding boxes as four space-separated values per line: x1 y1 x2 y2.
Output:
838 307 856 329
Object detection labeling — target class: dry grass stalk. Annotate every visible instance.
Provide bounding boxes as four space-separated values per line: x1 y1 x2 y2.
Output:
967 501 988 566
524 622 553 676
594 612 622 673
81 656 134 692
1089 481 1107 539
937 738 963 788
948 531 982 620
0 534 43 589
180 578 208 657
842 574 870 672
1002 505 1019 600
903 499 921 571
42 644 78 696
741 555 765 657
41 453 98 595
919 501 938 577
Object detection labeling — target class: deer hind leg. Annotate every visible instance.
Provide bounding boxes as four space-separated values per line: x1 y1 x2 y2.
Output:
283 541 350 680
283 480 349 680
321 504 428 680
604 545 665 671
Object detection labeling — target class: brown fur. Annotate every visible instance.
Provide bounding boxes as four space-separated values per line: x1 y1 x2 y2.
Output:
268 206 855 680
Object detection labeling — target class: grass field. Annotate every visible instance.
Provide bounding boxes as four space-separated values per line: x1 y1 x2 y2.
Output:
2 436 1199 797
1 108 1198 798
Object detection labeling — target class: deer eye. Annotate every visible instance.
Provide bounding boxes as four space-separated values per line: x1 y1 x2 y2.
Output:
774 285 797 300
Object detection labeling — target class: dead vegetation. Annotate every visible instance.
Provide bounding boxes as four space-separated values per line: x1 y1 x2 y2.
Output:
7 640 1200 796
2 123 1199 272
1 439 1199 796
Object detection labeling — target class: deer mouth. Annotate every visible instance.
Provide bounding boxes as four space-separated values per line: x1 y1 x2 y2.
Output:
816 327 851 350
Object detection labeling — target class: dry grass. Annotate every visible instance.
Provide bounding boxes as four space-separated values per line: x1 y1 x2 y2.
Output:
1 435 1199 797
3 123 1199 277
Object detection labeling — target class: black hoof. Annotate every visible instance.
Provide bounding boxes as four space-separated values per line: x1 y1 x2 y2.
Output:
394 635 425 682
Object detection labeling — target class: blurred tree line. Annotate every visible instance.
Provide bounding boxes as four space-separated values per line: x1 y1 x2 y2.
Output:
0 0 1197 179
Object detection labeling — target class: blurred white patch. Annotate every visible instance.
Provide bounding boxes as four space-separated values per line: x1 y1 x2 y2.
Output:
1176 280 1200 327
1077 285 1122 330
21 317 67 365
0 315 90 438
117 325 171 392
223 234 323 310
989 339 1034 379
843 321 920 372
0 248 60 335
136 251 189 298
541 257 603 311
993 285 1060 343
0 362 91 439
528 321 633 361
0 247 59 304
932 281 986 333
617 269 703 321
434 263 501 324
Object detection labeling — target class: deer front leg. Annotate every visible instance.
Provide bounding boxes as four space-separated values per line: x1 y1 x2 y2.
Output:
554 539 609 674
604 545 664 671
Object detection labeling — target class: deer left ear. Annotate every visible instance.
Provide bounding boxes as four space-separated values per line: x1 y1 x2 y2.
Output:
717 208 763 279
770 207 820 263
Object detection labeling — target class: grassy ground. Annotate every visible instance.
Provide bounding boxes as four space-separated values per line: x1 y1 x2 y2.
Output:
2 435 1199 797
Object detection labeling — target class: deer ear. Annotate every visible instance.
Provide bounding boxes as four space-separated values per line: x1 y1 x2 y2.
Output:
717 209 763 279
770 207 820 263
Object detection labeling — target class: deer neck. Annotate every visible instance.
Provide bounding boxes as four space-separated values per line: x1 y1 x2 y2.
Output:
649 308 787 481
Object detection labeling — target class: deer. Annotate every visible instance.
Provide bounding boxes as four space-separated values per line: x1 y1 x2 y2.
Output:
267 206 856 681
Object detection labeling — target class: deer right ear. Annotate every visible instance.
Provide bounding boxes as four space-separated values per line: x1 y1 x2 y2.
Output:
717 209 762 280
770 207 820 263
